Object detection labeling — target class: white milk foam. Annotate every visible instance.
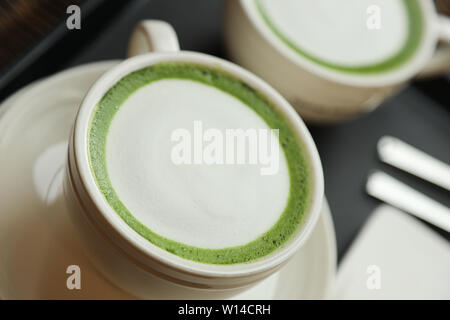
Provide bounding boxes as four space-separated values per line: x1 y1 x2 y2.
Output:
260 0 408 66
106 79 290 249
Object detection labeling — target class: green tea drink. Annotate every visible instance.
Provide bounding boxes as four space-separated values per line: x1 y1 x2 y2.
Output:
88 63 310 265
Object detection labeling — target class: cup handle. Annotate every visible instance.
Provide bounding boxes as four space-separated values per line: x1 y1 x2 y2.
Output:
418 15 450 78
127 20 180 58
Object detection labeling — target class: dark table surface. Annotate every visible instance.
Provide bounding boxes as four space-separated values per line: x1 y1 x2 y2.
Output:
2 0 449 261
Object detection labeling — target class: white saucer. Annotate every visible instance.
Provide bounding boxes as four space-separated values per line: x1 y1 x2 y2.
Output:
0 62 337 299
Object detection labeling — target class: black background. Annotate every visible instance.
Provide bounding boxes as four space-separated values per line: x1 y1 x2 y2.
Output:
1 0 449 261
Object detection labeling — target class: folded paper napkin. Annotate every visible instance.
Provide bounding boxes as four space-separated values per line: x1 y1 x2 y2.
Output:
333 205 450 299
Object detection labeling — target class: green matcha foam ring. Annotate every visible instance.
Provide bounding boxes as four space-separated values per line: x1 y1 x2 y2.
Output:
225 0 450 123
65 21 324 298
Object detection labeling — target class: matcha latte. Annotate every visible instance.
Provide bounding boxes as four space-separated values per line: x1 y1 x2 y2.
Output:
88 63 310 265
256 0 423 74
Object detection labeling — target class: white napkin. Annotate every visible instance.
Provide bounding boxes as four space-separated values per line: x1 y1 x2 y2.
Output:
333 205 450 299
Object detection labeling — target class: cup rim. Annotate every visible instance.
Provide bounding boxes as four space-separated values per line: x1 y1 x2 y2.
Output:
239 0 438 87
72 51 324 278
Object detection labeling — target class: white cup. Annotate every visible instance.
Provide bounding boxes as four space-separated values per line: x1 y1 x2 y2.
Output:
64 20 324 298
224 0 450 123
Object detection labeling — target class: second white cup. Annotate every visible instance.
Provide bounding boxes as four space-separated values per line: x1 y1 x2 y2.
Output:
225 0 450 123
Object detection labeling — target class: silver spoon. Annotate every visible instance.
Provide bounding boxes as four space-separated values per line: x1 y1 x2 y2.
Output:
377 136 450 191
366 171 450 233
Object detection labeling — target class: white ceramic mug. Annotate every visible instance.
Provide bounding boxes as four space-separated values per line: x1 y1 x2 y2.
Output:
64 20 324 298
224 0 450 123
